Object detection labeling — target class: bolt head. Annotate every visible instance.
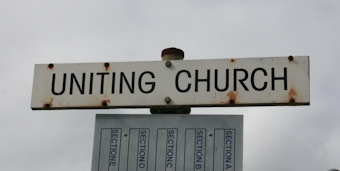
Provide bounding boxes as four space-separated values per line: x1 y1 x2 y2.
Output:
165 60 171 67
164 96 171 104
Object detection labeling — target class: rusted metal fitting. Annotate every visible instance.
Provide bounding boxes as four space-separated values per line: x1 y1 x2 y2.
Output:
44 103 51 108
161 47 184 61
288 56 294 62
150 48 191 114
165 60 171 67
164 96 171 104
150 107 191 114
101 99 110 107
104 62 110 71
48 63 54 69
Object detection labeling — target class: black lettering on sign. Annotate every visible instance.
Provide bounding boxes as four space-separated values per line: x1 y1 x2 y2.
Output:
89 73 93 94
251 68 267 91
234 69 249 91
51 71 157 97
138 71 155 94
195 70 210 92
215 69 230 92
70 73 86 95
166 129 177 169
138 129 149 170
51 73 66 95
111 72 116 94
120 72 135 94
175 70 191 92
109 129 121 169
49 67 289 98
97 72 109 94
195 129 205 171
271 67 287 90
224 130 234 170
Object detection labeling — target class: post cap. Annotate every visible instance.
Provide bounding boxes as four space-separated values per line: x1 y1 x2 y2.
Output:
161 47 184 60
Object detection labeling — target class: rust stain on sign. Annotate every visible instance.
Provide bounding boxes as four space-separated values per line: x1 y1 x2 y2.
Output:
288 88 297 103
47 63 54 70
101 99 110 107
104 63 110 71
43 98 54 108
227 91 238 104
288 56 294 62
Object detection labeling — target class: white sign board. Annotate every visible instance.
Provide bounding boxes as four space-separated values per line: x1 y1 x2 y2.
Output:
31 56 309 109
91 114 243 171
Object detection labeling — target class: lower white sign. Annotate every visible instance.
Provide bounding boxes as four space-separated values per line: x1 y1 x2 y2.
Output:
91 114 243 171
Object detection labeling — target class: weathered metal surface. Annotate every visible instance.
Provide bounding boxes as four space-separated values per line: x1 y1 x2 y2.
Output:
31 56 310 110
161 47 184 60
91 114 243 171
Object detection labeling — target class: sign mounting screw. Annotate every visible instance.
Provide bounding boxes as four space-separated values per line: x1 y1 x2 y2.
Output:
164 96 171 104
288 56 294 61
165 60 171 67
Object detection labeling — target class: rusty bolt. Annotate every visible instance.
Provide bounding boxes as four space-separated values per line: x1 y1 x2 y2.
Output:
289 98 295 103
229 99 235 104
288 56 294 61
104 63 110 71
164 96 171 104
44 103 51 108
165 60 171 67
48 64 54 69
102 101 108 106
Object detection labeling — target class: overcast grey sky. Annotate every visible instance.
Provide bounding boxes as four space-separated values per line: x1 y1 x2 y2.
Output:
1 0 340 170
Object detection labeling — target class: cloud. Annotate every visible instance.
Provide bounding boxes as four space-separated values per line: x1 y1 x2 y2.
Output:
1 0 340 170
